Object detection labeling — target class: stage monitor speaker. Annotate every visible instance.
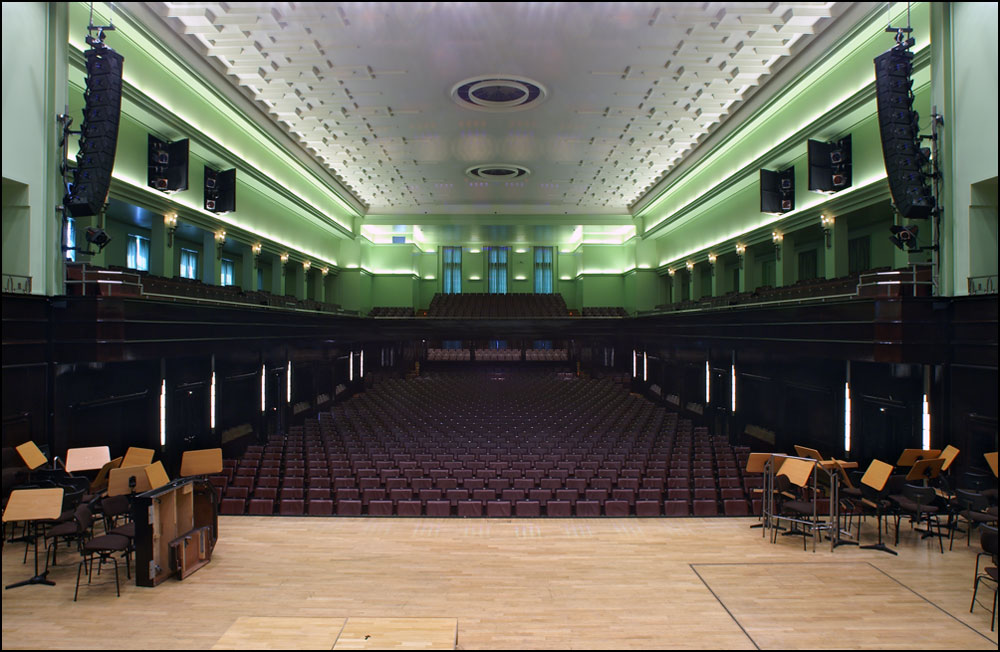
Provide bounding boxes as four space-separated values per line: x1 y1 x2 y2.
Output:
808 135 852 193
760 167 794 215
64 45 124 218
204 167 236 213
874 45 934 219
148 135 190 193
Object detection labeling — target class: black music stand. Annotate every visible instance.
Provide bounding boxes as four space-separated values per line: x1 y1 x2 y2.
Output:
859 459 897 555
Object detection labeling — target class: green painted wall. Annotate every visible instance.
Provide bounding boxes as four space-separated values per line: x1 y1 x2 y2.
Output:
2 2 67 295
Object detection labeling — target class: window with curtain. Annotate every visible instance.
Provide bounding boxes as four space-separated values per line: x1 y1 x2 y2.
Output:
533 340 552 349
443 246 461 294
127 234 150 271
221 258 235 286
487 246 508 294
534 246 553 293
180 248 198 279
65 217 76 261
798 249 818 281
848 235 871 274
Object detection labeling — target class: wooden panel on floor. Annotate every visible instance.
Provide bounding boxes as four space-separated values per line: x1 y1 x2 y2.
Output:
333 617 457 650
211 616 347 650
693 561 997 650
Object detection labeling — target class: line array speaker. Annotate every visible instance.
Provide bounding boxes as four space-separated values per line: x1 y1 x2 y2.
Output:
874 44 934 219
64 45 124 217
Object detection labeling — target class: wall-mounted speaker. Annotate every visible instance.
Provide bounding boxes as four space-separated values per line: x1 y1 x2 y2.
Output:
874 45 934 219
204 166 236 213
808 135 852 194
148 135 189 193
760 167 794 215
64 45 124 217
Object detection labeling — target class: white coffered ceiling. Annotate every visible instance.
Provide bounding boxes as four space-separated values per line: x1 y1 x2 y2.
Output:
147 2 851 220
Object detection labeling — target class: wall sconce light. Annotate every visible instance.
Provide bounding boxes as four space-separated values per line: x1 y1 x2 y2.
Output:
302 260 311 272
685 261 695 271
214 230 226 259
707 253 717 265
735 243 746 269
772 231 783 261
252 243 262 267
280 252 289 276
667 268 675 277
821 215 834 248
321 266 329 276
164 212 178 247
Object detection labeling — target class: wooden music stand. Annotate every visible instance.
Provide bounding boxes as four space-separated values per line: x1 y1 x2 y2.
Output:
896 448 942 467
108 465 153 496
180 448 223 477
3 488 64 589
984 451 998 478
776 457 814 488
793 445 825 462
859 459 896 555
65 446 111 473
121 447 155 469
906 457 945 483
939 445 960 472
90 456 123 494
145 461 170 490
15 441 47 471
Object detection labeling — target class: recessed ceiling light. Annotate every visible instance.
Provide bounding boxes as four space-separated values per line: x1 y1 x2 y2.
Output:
451 75 547 112
465 164 531 180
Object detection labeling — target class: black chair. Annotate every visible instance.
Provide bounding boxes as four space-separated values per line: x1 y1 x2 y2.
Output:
970 524 998 631
950 488 998 551
892 483 945 553
73 505 131 601
43 503 90 569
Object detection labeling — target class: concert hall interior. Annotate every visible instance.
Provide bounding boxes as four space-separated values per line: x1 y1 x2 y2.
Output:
2 2 997 649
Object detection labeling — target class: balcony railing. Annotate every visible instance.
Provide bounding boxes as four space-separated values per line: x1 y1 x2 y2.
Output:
968 274 998 295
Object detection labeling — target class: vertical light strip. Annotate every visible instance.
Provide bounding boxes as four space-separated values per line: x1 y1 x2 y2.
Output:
844 382 852 453
210 371 216 429
632 350 637 378
643 352 648 382
261 365 266 413
159 379 167 446
349 352 354 382
731 364 736 412
286 361 292 403
705 361 711 404
922 394 931 450
360 350 365 378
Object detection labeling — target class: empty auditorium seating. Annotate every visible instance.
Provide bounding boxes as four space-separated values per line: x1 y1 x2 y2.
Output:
222 370 752 519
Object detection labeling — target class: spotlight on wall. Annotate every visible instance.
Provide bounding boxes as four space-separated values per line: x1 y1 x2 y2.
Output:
889 224 920 251
85 226 111 251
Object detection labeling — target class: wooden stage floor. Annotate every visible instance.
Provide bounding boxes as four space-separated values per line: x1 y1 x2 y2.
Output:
3 515 997 649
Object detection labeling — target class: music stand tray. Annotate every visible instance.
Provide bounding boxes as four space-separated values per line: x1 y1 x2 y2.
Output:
180 448 223 477
896 448 942 467
108 465 153 496
121 447 155 469
985 451 998 478
15 441 47 471
939 445 960 472
3 488 64 589
905 458 945 483
65 446 111 473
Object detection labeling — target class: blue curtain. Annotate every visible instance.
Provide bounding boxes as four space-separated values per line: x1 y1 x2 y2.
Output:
443 246 461 294
534 246 553 293
487 246 508 294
